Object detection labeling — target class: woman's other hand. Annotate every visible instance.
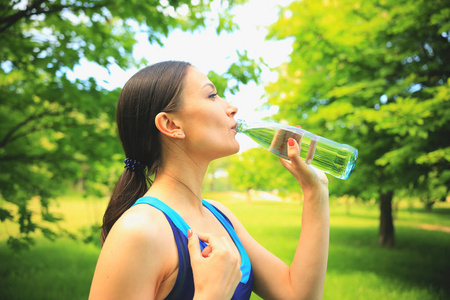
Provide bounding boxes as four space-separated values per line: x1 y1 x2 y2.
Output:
188 229 242 300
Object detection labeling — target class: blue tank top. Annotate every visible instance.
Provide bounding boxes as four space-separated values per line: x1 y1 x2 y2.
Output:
132 197 253 300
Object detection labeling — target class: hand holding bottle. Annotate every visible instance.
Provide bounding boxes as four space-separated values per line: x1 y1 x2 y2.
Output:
269 128 318 165
188 229 242 299
278 137 328 193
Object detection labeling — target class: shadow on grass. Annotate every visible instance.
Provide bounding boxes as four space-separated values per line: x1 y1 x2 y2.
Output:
328 225 450 298
406 207 450 216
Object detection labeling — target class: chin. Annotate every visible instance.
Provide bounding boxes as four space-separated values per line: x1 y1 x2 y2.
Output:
233 142 240 154
229 140 240 154
216 143 240 159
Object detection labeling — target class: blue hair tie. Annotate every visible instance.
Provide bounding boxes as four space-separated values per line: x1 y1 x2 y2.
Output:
124 158 145 171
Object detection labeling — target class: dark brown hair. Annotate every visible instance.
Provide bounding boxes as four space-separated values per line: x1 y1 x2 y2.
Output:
101 61 192 244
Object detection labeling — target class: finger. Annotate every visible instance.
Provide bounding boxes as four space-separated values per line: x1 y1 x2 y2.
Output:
197 233 234 257
187 229 201 259
196 232 221 253
286 138 310 173
278 156 292 170
269 129 285 154
195 232 212 244
201 245 212 258
305 135 318 165
287 138 302 166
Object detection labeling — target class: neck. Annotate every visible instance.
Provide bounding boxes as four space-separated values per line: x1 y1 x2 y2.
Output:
148 158 208 212
146 136 213 212
163 171 203 202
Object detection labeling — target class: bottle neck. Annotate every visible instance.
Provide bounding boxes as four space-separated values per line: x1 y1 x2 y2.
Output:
236 119 280 133
236 118 311 139
236 119 248 133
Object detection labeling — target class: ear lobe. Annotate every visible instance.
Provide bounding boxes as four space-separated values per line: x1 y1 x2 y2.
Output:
155 112 184 138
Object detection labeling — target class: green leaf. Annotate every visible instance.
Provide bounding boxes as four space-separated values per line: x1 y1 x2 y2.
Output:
0 207 13 222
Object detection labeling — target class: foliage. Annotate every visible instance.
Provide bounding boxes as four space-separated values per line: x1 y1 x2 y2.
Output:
265 0 450 245
0 0 262 250
228 147 299 196
203 156 229 192
208 50 264 94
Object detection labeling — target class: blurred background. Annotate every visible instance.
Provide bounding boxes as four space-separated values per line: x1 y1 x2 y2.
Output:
1 0 449 299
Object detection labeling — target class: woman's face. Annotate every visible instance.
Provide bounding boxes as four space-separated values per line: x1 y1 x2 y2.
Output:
176 67 239 161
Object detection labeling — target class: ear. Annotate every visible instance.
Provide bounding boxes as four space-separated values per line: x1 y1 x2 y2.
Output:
155 112 185 139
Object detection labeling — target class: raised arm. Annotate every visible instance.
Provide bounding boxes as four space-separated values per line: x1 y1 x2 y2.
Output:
214 137 329 300
276 137 329 299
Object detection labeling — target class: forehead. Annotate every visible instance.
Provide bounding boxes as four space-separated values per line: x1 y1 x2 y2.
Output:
183 67 214 94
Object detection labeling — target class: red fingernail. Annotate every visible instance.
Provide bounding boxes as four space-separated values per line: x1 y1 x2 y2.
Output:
188 229 193 238
288 138 295 147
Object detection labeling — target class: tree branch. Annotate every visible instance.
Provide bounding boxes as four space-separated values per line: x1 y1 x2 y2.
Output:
0 109 64 149
0 0 47 34
5 123 57 145
0 153 83 163
0 153 51 163
0 1 107 34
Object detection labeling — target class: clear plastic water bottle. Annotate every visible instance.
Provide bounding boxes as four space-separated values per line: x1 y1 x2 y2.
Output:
236 119 358 180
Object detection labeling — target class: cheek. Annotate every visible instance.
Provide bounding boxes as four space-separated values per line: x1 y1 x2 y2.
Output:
186 111 222 135
186 125 238 157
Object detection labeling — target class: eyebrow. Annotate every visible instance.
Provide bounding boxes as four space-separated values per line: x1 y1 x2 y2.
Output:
202 82 216 90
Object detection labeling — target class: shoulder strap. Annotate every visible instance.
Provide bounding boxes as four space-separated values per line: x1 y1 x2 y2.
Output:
132 197 195 299
202 200 252 284
132 197 207 249
133 197 251 284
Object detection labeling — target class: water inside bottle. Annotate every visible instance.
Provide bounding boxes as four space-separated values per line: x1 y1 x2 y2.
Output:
240 126 358 179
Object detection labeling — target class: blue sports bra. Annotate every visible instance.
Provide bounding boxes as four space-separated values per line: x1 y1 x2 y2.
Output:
132 197 253 300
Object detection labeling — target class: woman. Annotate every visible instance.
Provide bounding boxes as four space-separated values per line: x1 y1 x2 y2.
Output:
89 61 329 300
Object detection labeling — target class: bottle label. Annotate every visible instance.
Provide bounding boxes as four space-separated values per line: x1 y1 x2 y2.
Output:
268 129 304 160
305 135 319 165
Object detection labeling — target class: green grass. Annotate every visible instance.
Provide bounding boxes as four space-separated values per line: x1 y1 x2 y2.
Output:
1 192 449 299
0 239 99 300
211 194 450 300
0 195 107 241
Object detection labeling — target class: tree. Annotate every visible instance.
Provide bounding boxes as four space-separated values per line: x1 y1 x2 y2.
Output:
228 147 300 201
266 0 450 247
0 0 260 250
204 155 233 192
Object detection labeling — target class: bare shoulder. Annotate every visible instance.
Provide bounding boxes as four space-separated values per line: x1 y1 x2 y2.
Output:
206 199 234 216
90 204 177 299
105 203 175 251
205 199 244 231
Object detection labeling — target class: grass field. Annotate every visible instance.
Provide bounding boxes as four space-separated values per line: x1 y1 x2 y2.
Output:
1 192 449 299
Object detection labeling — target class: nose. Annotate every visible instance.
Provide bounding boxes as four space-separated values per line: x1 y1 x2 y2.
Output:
226 101 238 118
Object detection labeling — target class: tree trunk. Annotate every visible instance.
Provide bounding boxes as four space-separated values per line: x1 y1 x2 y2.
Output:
379 190 394 247
345 195 351 215
424 200 434 213
246 188 253 204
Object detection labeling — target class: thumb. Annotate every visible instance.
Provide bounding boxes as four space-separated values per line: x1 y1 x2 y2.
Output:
187 229 201 259
287 138 303 167
201 245 212 258
281 138 309 176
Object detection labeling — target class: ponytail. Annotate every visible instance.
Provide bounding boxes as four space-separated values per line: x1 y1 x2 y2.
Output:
100 61 191 246
101 169 150 245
